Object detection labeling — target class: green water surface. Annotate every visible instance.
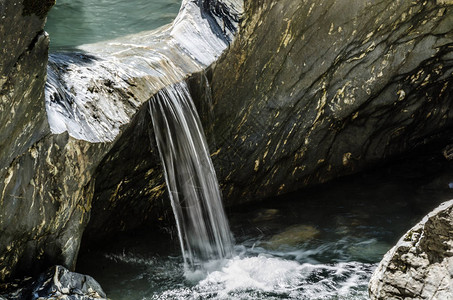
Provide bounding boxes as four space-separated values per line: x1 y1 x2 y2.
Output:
45 0 182 50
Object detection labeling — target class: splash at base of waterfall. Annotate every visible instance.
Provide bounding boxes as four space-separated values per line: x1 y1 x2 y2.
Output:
80 239 377 300
152 250 374 300
149 81 234 271
76 160 453 300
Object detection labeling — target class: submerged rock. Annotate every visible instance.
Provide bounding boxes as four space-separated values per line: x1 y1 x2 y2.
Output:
266 225 320 249
252 208 280 222
369 199 453 300
0 265 106 300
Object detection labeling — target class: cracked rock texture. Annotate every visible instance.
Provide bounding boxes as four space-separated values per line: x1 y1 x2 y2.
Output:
0 0 84 282
83 0 453 242
369 199 453 300
0 1 113 281
206 0 453 205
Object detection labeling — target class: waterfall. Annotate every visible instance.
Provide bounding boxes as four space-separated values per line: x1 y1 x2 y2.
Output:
43 0 242 274
149 81 234 270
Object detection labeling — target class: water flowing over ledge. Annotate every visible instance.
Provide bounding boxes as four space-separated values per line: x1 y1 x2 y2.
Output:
149 81 234 270
45 0 243 142
0 0 244 282
44 0 241 275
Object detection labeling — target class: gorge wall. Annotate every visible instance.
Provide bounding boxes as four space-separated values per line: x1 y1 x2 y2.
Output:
1 0 453 286
0 0 113 280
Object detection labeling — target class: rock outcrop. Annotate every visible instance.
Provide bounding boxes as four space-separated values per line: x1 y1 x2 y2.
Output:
207 0 453 205
369 199 453 300
83 0 453 242
0 265 106 300
0 0 63 281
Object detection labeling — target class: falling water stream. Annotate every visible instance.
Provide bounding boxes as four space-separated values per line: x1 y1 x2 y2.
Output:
149 82 234 272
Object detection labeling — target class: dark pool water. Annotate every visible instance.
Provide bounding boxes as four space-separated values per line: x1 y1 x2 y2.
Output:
45 0 182 50
77 154 453 300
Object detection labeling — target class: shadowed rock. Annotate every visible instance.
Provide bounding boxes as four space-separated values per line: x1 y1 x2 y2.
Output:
0 265 106 300
207 0 453 205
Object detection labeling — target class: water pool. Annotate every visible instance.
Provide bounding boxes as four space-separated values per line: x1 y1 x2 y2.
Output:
77 157 453 299
45 0 182 50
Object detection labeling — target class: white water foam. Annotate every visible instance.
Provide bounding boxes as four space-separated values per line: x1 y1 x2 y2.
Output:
151 254 375 300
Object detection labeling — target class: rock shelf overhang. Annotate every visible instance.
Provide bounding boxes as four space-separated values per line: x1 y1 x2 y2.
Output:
46 0 243 142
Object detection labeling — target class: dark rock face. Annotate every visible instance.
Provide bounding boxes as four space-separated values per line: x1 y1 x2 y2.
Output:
84 107 166 239
0 0 50 181
208 0 453 205
0 132 111 281
0 0 66 281
369 200 453 300
0 265 106 300
22 0 55 18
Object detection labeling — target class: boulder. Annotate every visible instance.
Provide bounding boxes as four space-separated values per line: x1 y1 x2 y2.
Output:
207 0 453 205
0 265 106 300
84 0 453 243
369 199 453 300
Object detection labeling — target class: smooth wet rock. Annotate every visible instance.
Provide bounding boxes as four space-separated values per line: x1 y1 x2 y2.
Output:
87 0 453 246
0 0 53 180
206 0 453 205
0 0 78 281
369 199 453 300
0 265 106 300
